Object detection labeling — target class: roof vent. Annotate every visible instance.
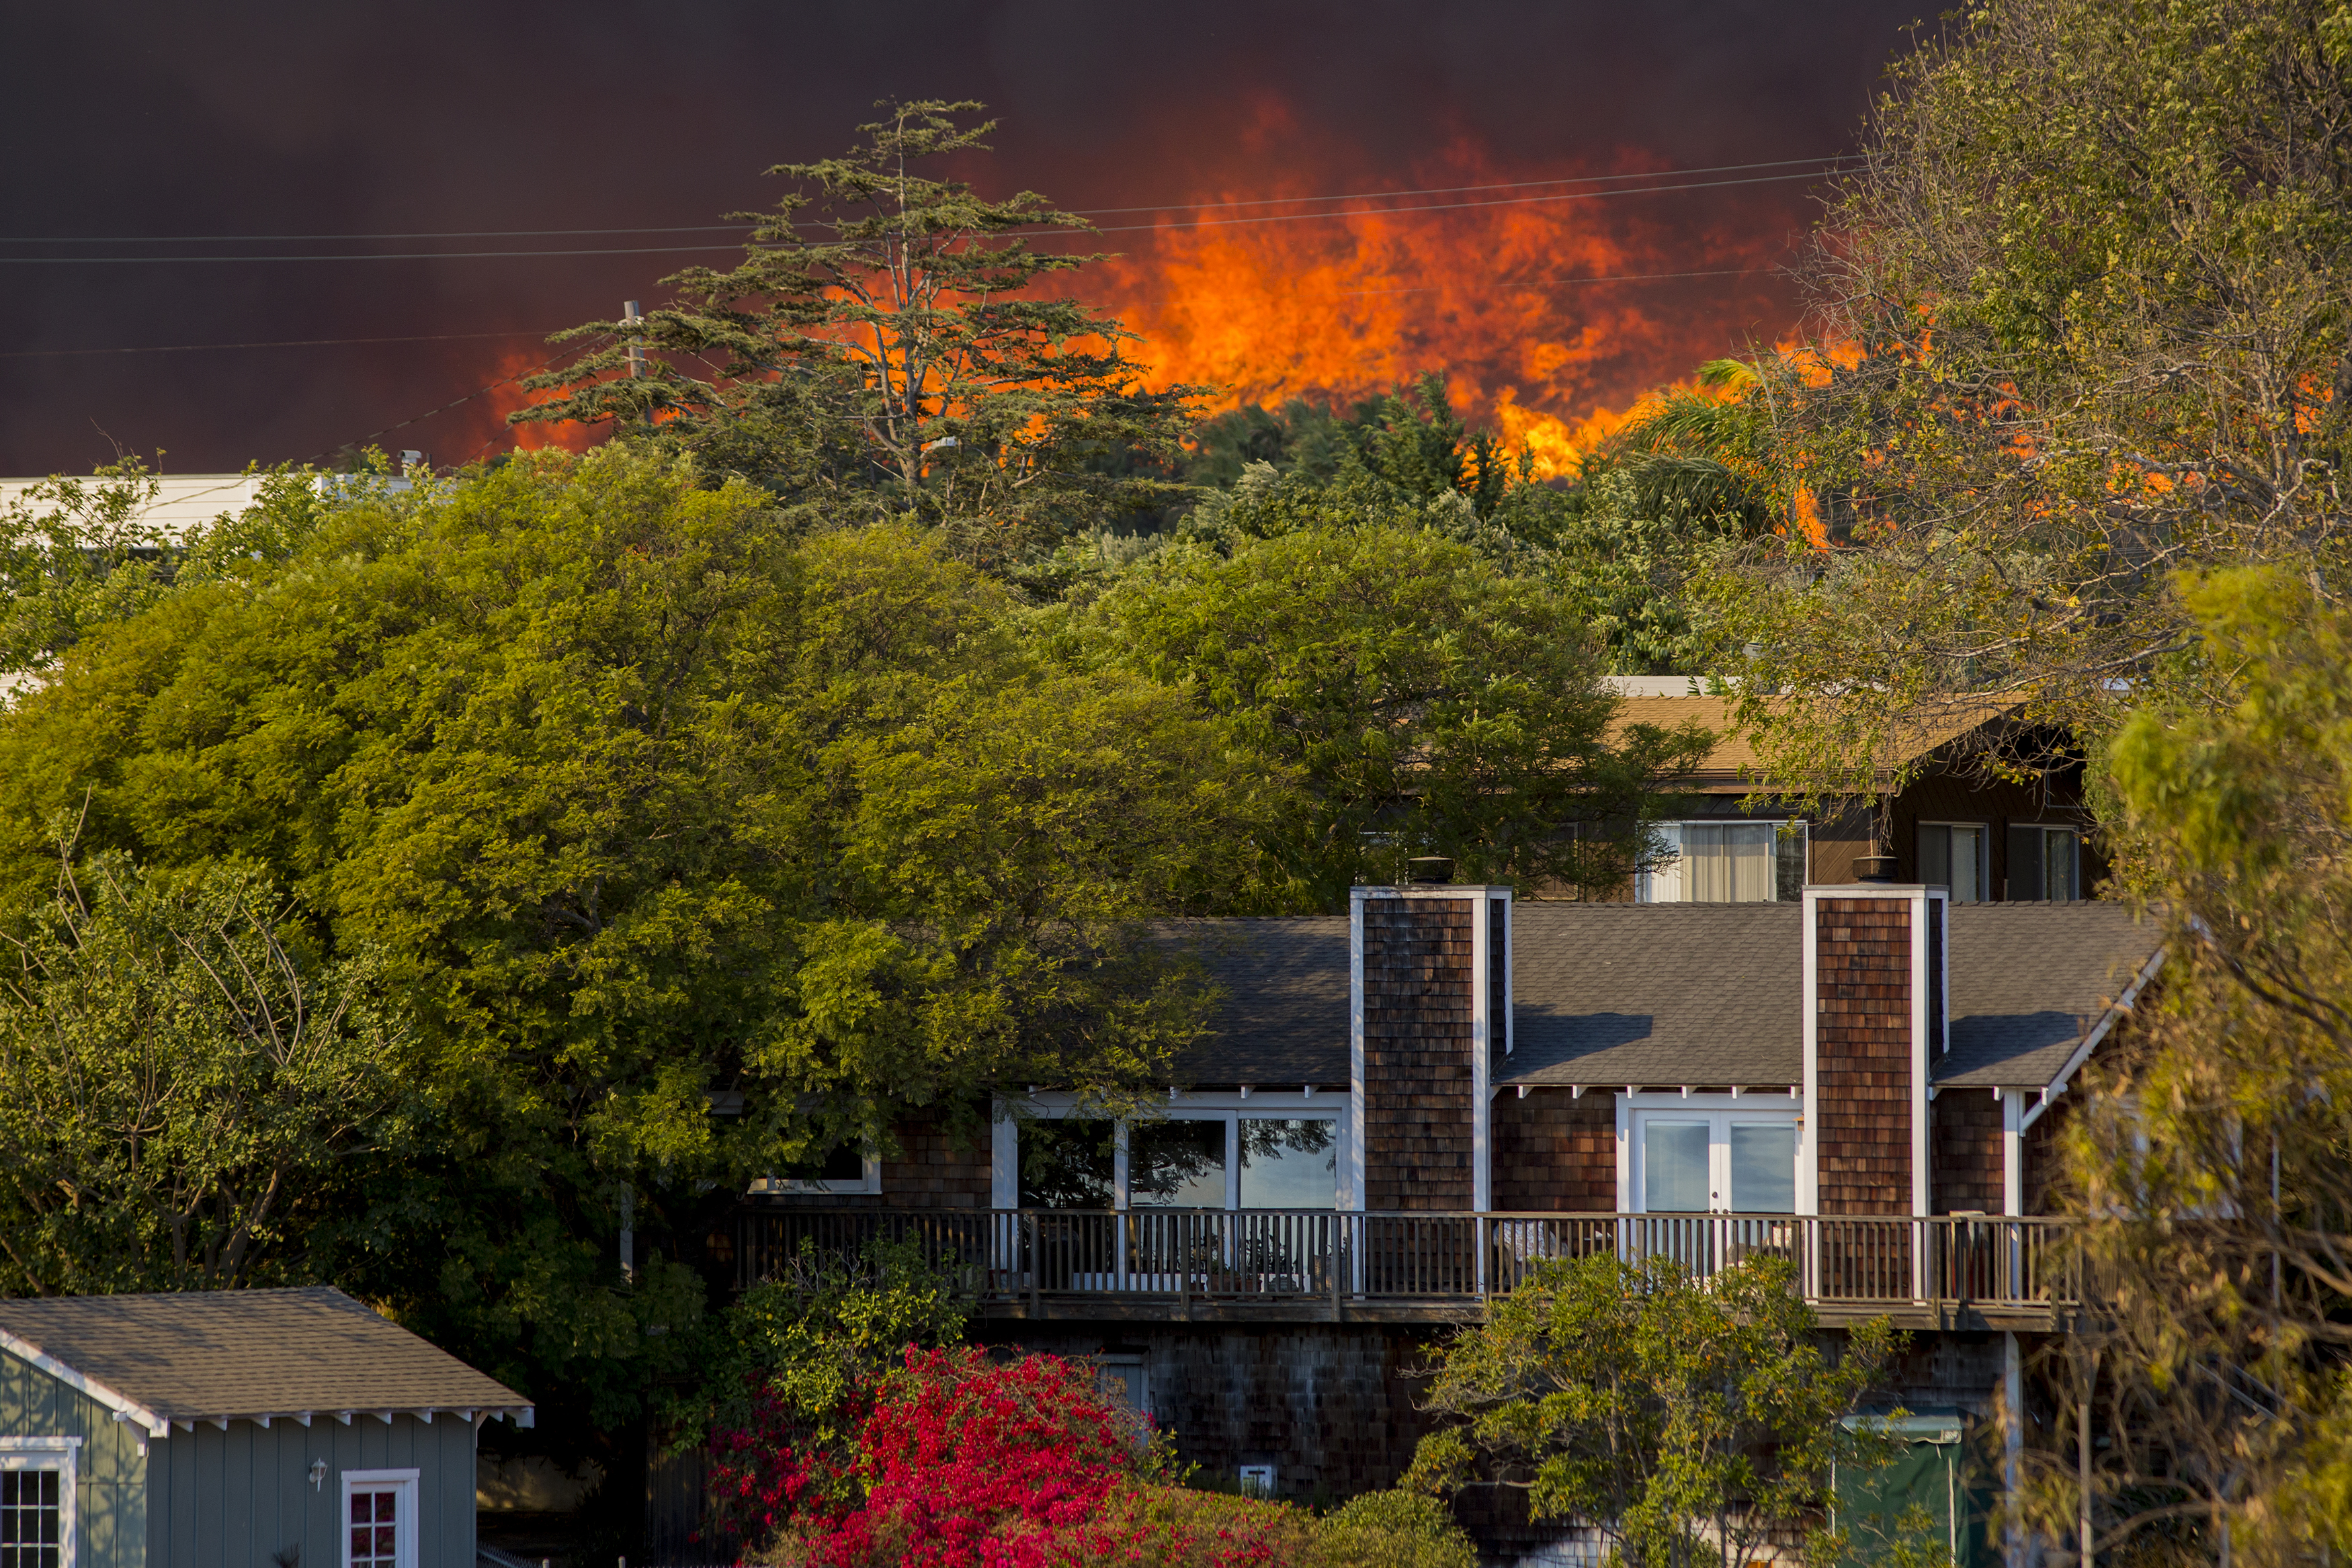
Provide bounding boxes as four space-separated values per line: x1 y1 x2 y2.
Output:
1406 856 1455 885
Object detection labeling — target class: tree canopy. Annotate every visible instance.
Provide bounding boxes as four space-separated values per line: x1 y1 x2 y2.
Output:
515 101 1202 564
1698 0 2352 795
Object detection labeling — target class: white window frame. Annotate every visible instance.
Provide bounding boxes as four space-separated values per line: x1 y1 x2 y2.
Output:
749 1151 883 1197
1917 821 1990 903
991 1093 1348 1211
0 1437 79 1568
1637 819 1808 904
339 1467 420 1568
1614 1092 1804 1213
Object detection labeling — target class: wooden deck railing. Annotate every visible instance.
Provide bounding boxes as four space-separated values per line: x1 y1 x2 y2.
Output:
734 1209 2078 1319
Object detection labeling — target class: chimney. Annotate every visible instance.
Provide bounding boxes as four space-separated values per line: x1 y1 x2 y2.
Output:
1802 883 1949 1218
1348 881 1512 1213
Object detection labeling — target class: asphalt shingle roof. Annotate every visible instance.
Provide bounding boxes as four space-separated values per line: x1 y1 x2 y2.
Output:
1501 904 1804 1087
1173 918 1350 1086
1167 901 2160 1094
0 1287 528 1423
1939 902 2156 1087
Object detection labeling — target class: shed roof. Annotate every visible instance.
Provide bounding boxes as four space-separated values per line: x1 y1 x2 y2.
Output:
0 1287 528 1430
1170 901 2158 1094
1609 695 2012 791
1939 902 2156 1086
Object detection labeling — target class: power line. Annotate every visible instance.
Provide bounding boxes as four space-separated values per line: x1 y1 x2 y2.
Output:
0 329 566 361
303 341 601 463
0 167 1847 265
1341 266 1773 298
0 156 1853 244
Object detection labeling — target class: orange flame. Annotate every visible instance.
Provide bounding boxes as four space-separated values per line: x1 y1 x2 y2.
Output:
1083 142 1795 480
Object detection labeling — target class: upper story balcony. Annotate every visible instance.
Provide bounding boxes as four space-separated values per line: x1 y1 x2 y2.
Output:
734 1207 2080 1332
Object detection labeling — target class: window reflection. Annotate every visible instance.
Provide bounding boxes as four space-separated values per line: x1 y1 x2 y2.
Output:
1019 1118 1116 1209
1132 1119 1226 1207
1238 1119 1337 1209
1729 1123 1796 1213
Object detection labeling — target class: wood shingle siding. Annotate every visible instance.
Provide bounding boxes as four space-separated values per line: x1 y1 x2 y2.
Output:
1931 1094 2004 1213
1361 902 1476 1211
1491 1089 1618 1210
1816 898 1914 1215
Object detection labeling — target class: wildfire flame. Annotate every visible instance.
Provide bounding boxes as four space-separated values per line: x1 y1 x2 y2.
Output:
1083 144 1796 480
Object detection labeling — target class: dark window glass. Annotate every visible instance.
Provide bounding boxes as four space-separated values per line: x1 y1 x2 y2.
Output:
780 1145 866 1184
1132 1119 1226 1207
1019 1118 1116 1209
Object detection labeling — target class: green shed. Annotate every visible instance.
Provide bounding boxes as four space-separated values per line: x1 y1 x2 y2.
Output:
0 1287 530 1568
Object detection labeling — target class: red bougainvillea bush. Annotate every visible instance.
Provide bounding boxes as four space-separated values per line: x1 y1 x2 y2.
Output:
712 1346 1307 1567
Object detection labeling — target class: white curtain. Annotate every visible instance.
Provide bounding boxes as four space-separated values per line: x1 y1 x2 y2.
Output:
1683 824 1775 902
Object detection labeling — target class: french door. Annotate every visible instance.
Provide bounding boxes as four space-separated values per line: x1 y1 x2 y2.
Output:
1633 1111 1798 1214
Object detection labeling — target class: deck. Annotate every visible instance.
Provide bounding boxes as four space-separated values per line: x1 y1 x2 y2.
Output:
734 1209 2079 1330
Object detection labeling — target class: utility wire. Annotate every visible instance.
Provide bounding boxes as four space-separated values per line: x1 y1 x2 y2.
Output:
302 341 601 464
3 263 1781 361
0 168 1846 265
0 156 1852 245
0 329 568 361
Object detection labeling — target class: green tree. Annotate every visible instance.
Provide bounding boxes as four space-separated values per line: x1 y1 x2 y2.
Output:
0 848 406 1295
1698 0 2352 799
1404 1254 1901 1568
0 446 1268 1432
516 101 1204 562
1062 519 1711 908
2017 566 2352 1565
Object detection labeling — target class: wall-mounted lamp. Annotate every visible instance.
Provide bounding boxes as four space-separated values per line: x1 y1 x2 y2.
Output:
308 1459 327 1492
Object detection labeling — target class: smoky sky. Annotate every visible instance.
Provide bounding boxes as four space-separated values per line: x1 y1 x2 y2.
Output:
0 1 1933 476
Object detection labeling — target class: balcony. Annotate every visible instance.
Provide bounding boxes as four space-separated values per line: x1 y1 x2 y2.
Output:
733 1209 2080 1330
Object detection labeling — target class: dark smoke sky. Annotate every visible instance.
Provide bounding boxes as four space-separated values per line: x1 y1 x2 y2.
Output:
0 1 1931 476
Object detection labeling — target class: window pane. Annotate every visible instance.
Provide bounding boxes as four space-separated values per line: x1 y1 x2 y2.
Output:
2044 829 2075 901
1683 824 1775 903
2007 824 2044 900
780 1144 865 1184
1238 1119 1337 1209
1643 1121 1711 1211
1775 822 1808 902
1950 826 1983 903
1019 1118 1116 1208
1729 1123 1797 1213
1918 824 1950 890
1131 1119 1226 1207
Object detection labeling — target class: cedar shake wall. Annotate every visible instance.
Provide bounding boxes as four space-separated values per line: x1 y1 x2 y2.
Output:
2025 1100 2072 1213
882 1117 994 1207
1931 1092 2004 1213
1816 897 1914 1214
1493 1090 1618 1210
1361 900 1476 1211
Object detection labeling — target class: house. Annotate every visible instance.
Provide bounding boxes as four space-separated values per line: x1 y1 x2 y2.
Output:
737 873 2158 1560
0 1287 530 1568
1602 684 2104 903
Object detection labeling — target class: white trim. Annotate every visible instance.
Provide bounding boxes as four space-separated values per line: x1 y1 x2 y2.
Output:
2023 948 2167 1127
1800 890 1820 1215
2002 1090 2024 1216
1 1436 79 1568
1347 887 1368 1211
1913 889 1937 1217
1471 894 1493 1214
341 1467 421 1568
0 1329 167 1438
